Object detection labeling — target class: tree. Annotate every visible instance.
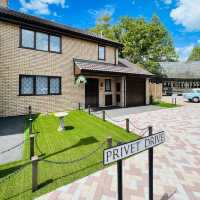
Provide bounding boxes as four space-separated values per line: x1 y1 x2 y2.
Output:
90 14 115 40
188 46 200 61
90 15 178 74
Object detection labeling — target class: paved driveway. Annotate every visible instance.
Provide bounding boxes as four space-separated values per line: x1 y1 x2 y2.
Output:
37 102 200 200
95 105 162 118
0 116 25 164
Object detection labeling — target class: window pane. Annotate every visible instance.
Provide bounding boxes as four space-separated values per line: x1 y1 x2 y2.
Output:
105 79 111 91
50 36 61 52
36 32 48 51
36 76 48 95
50 78 60 94
99 46 105 60
21 76 33 94
21 29 34 48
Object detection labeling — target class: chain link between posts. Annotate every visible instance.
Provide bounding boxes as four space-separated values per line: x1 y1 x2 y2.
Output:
0 162 30 184
104 112 127 123
33 104 154 166
0 139 28 155
34 122 107 165
129 120 149 136
79 105 151 137
36 139 106 165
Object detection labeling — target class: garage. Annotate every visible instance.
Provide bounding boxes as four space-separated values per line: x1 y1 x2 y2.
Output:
75 58 152 108
126 77 146 106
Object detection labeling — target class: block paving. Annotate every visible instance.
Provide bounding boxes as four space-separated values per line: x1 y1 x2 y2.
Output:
37 101 200 200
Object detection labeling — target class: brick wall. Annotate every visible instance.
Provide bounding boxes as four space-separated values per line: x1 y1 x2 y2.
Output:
0 0 8 7
0 21 117 117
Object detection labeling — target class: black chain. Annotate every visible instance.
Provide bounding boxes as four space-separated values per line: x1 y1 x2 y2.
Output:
104 112 126 123
90 110 148 136
34 114 107 165
0 162 30 184
35 132 44 155
0 139 28 155
91 110 102 115
129 120 149 131
42 141 106 165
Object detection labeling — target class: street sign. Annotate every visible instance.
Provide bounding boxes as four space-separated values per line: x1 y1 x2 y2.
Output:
103 131 165 165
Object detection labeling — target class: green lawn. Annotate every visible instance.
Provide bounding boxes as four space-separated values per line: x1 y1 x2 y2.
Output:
0 110 139 200
152 100 179 108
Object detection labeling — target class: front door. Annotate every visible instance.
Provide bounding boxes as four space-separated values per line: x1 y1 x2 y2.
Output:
105 95 112 106
85 78 99 108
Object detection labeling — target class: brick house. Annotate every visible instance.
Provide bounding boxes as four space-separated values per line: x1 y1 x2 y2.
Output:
0 5 153 117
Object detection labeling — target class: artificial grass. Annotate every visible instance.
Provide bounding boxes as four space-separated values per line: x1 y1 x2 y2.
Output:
152 100 179 108
0 110 139 200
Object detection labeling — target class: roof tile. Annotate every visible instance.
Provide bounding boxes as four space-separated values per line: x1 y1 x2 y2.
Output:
74 58 153 76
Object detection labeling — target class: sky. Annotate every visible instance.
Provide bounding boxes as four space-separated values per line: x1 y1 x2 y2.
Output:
9 0 200 61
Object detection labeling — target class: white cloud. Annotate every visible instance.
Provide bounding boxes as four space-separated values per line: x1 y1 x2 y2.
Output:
88 4 115 22
176 44 194 61
155 0 172 10
162 0 172 5
170 0 200 31
197 40 200 44
19 0 68 15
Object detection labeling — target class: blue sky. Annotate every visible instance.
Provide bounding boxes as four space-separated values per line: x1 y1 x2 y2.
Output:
9 0 200 61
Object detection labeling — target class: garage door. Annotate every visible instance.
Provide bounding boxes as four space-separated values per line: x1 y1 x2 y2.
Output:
126 77 146 106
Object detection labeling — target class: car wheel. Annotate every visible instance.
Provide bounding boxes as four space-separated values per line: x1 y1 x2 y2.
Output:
192 97 199 103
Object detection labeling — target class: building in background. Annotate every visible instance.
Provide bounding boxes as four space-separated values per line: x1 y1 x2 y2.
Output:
160 62 200 95
150 61 200 98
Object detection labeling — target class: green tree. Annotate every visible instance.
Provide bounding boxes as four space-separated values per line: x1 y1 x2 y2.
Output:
90 15 178 74
188 46 200 61
90 14 115 40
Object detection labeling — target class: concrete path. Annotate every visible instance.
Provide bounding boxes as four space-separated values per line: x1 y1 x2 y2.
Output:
37 101 200 200
94 105 161 118
0 116 25 164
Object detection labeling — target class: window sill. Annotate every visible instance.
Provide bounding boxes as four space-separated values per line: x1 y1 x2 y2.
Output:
98 59 106 61
18 94 62 96
18 46 62 54
105 91 112 95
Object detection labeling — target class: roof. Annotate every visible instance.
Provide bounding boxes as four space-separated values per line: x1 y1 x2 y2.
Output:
74 58 153 76
0 7 122 48
160 61 200 79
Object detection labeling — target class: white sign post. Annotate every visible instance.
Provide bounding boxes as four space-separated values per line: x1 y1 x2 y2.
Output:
172 94 177 105
103 130 165 200
104 131 165 165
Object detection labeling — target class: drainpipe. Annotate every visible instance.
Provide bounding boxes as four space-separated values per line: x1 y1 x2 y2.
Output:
124 77 126 107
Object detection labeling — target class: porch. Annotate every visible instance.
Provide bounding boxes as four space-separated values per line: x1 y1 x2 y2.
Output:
74 58 153 108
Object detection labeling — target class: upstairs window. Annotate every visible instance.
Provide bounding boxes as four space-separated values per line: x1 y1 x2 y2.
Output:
50 35 61 53
20 28 61 53
98 45 105 60
21 29 34 48
36 32 49 51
